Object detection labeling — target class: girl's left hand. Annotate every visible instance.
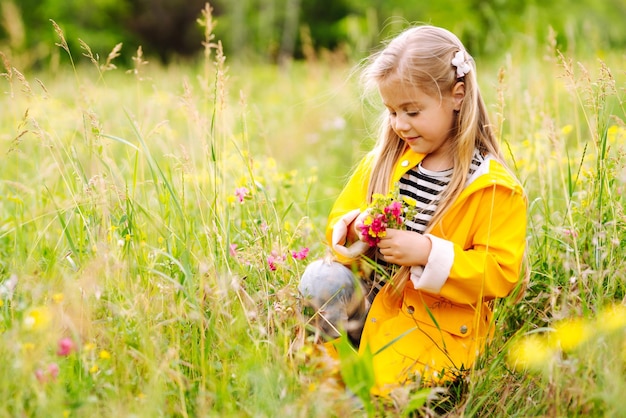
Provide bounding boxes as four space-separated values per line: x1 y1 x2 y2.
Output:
377 229 431 266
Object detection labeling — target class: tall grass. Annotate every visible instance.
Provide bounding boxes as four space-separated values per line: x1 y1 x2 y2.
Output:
0 12 625 418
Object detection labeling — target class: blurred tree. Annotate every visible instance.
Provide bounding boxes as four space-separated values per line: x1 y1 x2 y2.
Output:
126 0 210 63
0 0 625 70
299 0 354 52
0 0 132 69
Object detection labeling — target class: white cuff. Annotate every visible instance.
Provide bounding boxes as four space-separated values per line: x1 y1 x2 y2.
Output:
331 209 369 259
409 234 454 293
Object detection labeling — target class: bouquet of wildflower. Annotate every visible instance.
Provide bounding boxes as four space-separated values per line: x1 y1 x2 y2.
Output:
358 190 418 247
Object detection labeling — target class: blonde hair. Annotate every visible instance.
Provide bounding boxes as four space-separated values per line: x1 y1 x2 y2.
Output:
360 25 508 293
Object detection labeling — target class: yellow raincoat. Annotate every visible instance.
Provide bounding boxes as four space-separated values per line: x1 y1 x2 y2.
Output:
325 147 527 396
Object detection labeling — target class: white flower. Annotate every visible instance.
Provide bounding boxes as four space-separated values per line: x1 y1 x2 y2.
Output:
451 51 471 78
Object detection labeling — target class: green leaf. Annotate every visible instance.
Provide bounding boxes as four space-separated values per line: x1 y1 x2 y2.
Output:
335 335 376 415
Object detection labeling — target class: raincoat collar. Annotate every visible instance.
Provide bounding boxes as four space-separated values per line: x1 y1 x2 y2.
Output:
391 148 522 196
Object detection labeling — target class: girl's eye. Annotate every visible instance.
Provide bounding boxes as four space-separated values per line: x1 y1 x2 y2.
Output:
407 111 419 117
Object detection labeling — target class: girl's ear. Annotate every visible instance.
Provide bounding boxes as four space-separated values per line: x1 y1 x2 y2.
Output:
452 81 465 111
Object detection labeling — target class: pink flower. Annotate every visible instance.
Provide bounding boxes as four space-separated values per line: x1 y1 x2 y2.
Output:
229 243 238 257
235 187 249 203
34 368 46 383
359 192 417 247
57 337 75 356
267 251 286 271
48 363 60 380
35 363 60 383
360 213 388 247
267 256 278 271
384 200 403 223
291 247 309 260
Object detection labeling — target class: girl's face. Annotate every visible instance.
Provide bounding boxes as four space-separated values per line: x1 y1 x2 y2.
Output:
378 75 464 170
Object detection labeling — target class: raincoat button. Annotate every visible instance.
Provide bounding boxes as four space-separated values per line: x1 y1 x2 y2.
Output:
371 317 377 323
407 305 415 314
401 160 409 167
460 325 468 334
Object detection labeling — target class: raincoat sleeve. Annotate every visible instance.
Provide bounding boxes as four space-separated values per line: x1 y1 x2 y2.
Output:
411 183 527 303
324 153 375 260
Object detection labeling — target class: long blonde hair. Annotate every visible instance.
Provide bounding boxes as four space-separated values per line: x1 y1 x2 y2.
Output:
360 25 508 293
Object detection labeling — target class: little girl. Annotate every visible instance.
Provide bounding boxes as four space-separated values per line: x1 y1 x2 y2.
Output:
299 25 527 396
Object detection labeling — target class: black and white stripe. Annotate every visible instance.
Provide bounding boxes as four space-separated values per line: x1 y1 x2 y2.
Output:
399 148 484 233
365 149 485 295
399 164 453 233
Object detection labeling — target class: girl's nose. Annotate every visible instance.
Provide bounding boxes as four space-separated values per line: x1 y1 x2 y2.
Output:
393 114 411 133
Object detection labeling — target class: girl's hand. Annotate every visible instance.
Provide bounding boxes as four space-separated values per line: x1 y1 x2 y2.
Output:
377 229 432 266
351 209 372 242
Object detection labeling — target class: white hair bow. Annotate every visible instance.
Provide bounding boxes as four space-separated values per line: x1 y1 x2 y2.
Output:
451 51 471 78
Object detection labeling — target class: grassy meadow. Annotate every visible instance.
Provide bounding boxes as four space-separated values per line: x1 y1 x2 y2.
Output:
1 20 625 417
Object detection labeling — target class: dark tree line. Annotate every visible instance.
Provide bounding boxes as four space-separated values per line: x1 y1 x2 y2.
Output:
1 0 625 69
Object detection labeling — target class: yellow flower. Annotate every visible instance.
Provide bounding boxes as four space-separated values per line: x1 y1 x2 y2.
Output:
0 299 3 308
507 333 554 371
83 342 96 352
596 304 626 332
22 342 35 352
89 364 99 374
402 196 417 207
52 293 64 304
99 350 111 359
23 307 51 331
607 125 619 144
561 124 573 135
550 317 591 352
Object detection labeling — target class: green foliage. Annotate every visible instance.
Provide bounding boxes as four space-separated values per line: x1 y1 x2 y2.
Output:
0 12 625 417
335 335 376 414
2 0 626 69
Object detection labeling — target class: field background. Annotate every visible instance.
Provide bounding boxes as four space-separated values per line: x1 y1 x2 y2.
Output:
1 1 625 417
